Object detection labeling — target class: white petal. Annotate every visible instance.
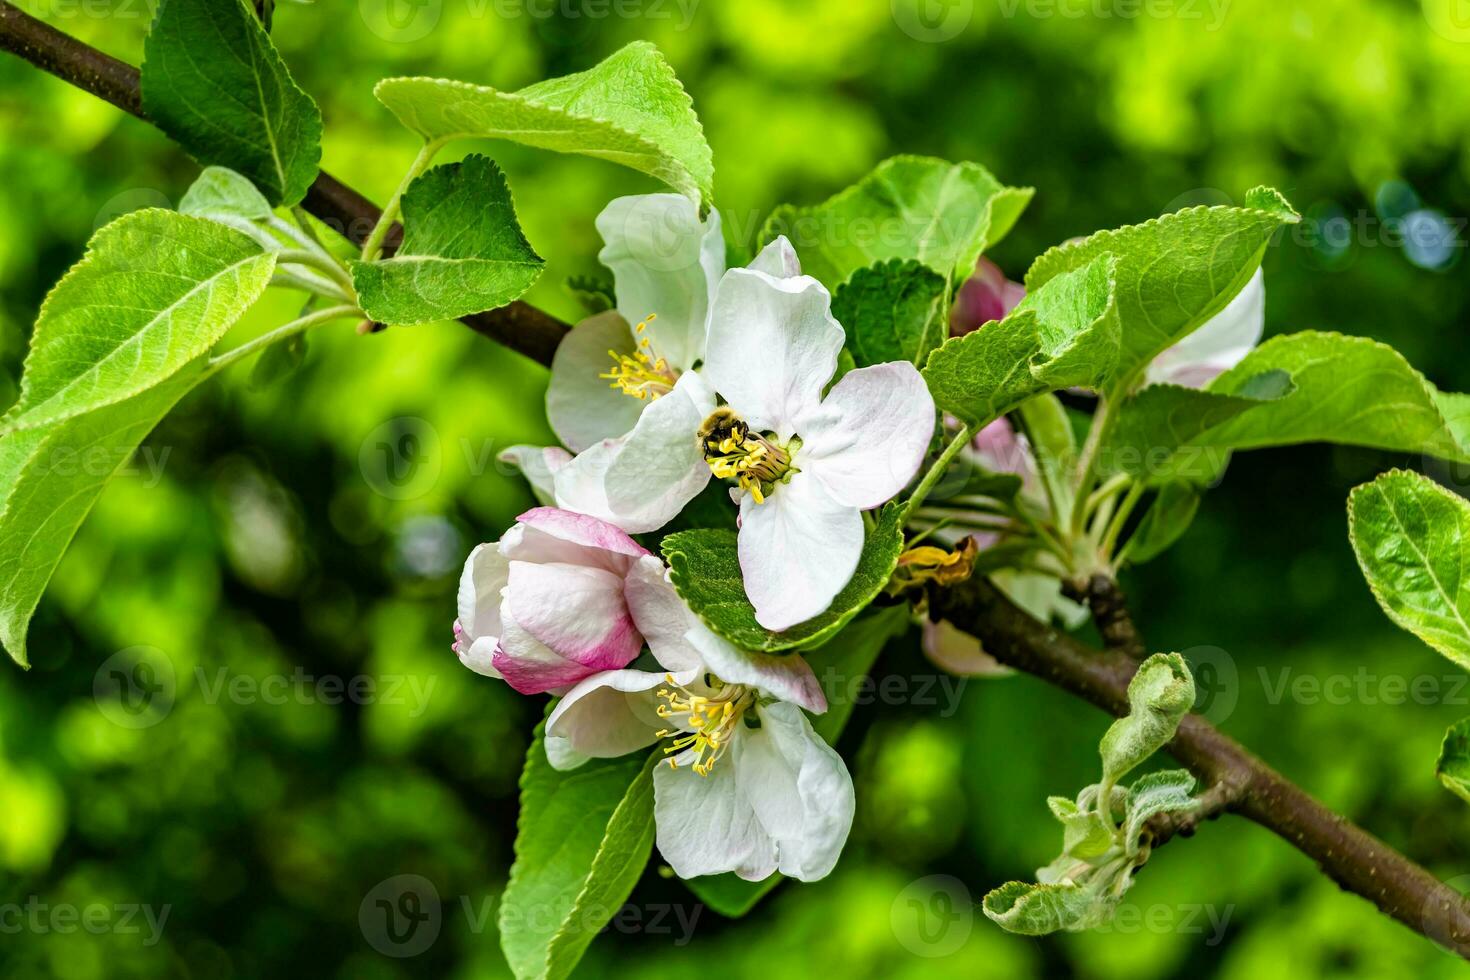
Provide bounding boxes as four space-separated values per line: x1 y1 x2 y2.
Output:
921 619 1011 677
546 311 648 452
544 734 589 771
624 555 706 674
683 623 827 713
497 445 571 506
596 194 724 370
552 439 620 526
501 506 647 573
734 701 854 882
507 561 642 671
603 372 715 533
546 669 672 766
703 269 844 440
654 752 777 881
738 472 863 631
746 235 801 279
797 362 935 510
1146 269 1265 389
456 543 508 677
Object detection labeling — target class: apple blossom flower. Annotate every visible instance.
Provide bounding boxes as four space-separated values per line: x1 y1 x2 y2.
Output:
455 506 667 695
698 268 936 631
544 561 851 882
496 445 572 505
545 192 804 533
951 257 1027 336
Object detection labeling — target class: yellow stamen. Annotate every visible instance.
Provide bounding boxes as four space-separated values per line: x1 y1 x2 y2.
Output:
699 409 795 504
656 674 753 777
600 314 677 400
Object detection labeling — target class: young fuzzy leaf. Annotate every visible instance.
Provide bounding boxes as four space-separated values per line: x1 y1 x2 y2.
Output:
2 210 274 432
1348 470 1470 671
500 724 656 980
1047 797 1114 859
1026 188 1298 381
179 166 274 224
375 42 713 206
832 259 948 369
0 360 208 666
922 254 1119 426
1099 653 1195 784
662 504 905 653
1437 719 1470 805
1198 333 1470 464
1105 369 1294 485
761 156 1033 289
142 0 323 206
1122 770 1196 857
983 880 1117 935
350 155 544 325
1127 484 1202 564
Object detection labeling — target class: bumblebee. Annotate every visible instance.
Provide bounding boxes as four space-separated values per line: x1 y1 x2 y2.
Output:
697 407 749 457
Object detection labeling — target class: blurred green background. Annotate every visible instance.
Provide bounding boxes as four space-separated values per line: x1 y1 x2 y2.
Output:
2 0 1470 976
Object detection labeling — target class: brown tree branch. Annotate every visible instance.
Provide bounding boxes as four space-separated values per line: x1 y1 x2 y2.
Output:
932 576 1470 959
1064 572 1147 659
7 3 1470 957
0 1 570 365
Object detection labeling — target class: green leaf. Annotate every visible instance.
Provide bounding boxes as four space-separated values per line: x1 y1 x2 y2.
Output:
662 503 905 652
375 42 713 206
1017 393 1077 519
0 360 208 667
1121 770 1196 857
1348 470 1470 671
682 606 911 918
1025 187 1298 381
1436 719 1470 805
566 275 615 315
760 156 1033 289
1047 797 1114 860
1 210 274 433
1127 484 1202 564
921 254 1119 426
499 723 656 980
1099 653 1195 784
350 155 544 325
142 0 322 206
982 880 1117 935
1105 369 1294 485
832 259 948 369
179 165 274 224
1196 332 1470 463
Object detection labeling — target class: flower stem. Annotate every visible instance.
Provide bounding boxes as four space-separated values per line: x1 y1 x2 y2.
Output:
902 424 974 523
205 304 361 377
359 139 444 262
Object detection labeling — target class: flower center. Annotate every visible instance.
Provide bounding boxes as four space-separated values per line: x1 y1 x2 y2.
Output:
655 673 755 776
698 409 797 505
600 314 678 401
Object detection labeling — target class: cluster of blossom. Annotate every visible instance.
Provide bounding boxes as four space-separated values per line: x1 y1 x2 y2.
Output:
454 194 1267 883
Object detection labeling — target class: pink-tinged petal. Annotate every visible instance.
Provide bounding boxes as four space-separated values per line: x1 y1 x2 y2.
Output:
703 269 845 440
503 506 648 574
493 606 599 694
684 623 827 713
545 668 673 767
921 619 1011 677
546 311 647 452
624 555 706 674
507 561 643 671
456 543 508 678
746 235 802 279
972 417 1041 498
734 701 853 882
798 361 935 510
951 257 1026 336
738 471 863 631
